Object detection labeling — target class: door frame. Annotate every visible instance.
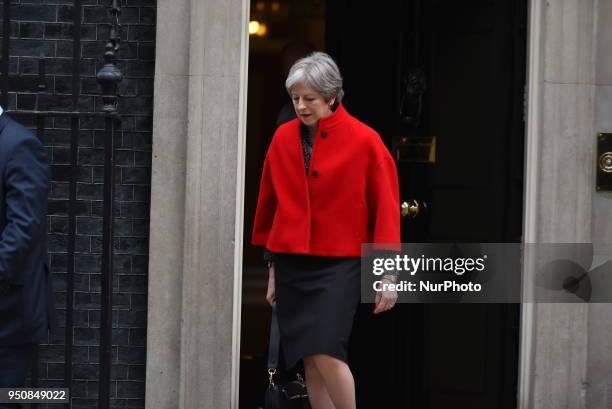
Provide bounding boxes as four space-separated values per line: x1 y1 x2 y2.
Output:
231 0 543 407
517 0 545 407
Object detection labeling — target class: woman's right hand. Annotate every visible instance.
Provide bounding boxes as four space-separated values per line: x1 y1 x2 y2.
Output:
266 263 276 306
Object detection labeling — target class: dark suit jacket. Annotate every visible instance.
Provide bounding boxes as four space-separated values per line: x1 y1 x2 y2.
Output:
0 112 55 346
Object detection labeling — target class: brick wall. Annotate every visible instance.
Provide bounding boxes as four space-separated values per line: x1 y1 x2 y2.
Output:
1 1 156 408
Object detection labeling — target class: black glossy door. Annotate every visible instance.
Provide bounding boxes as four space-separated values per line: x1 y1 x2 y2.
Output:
327 1 526 407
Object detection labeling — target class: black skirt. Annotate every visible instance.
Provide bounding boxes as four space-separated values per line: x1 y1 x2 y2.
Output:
274 253 361 369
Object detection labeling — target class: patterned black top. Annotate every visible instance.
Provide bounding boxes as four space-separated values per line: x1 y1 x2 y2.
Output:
300 123 313 173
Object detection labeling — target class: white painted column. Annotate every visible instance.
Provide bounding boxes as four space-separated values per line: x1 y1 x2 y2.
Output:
144 0 190 406
146 0 250 408
521 0 597 408
586 0 612 407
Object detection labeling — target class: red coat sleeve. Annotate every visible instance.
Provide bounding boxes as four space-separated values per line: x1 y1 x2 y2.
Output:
366 156 401 244
252 152 277 245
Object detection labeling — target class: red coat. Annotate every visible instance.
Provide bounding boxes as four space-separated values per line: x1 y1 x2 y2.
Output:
252 104 400 257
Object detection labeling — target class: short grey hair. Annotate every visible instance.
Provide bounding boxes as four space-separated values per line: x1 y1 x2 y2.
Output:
285 52 344 106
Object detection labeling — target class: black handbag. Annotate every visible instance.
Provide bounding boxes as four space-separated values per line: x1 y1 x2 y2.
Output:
265 303 311 409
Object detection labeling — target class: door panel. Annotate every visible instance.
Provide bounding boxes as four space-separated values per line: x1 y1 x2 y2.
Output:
328 1 526 408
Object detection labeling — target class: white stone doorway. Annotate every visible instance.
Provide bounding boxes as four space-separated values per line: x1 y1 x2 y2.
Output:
145 0 604 407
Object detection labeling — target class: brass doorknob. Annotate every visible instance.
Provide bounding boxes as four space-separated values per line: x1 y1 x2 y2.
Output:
401 200 421 218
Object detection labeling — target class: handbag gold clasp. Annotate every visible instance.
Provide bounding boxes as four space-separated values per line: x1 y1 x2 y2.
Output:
268 368 276 385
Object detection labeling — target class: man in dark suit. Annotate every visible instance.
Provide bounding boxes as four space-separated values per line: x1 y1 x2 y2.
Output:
0 107 55 407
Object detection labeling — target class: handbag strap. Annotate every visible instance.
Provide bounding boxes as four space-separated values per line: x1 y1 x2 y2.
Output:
267 302 281 370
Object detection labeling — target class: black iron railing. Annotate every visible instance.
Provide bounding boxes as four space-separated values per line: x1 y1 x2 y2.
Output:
1 1 123 408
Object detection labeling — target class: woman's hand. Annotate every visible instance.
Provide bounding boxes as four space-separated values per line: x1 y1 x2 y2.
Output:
373 276 397 314
266 263 276 306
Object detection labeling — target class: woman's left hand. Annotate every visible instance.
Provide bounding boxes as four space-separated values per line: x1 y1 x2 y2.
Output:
373 285 397 314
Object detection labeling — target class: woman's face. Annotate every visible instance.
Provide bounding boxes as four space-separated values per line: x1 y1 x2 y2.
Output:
290 83 334 129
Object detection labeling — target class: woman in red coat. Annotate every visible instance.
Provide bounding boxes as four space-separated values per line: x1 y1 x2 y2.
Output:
252 52 400 409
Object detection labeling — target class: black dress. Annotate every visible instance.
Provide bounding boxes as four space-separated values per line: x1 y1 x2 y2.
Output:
271 124 362 369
